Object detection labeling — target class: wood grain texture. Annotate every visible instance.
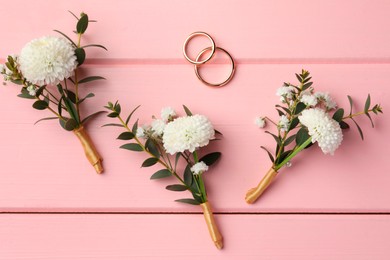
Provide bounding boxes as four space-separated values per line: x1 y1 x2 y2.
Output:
0 64 388 212
0 0 390 61
1 214 390 260
0 0 389 258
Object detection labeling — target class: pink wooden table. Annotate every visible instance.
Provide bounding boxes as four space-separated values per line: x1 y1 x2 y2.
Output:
1 0 389 259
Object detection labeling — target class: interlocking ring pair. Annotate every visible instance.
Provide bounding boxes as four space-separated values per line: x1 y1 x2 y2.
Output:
183 32 235 87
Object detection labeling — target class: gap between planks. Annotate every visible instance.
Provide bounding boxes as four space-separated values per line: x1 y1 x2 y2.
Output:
2 58 390 66
1 211 390 215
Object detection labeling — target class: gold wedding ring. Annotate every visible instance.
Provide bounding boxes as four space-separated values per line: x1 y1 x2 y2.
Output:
183 32 216 65
183 32 235 87
194 47 235 87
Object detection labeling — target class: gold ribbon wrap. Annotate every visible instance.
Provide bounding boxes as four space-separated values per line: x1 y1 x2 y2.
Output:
200 201 223 250
245 167 278 204
73 126 103 174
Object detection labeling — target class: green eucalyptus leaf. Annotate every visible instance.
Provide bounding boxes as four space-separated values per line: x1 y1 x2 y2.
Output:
284 134 297 146
126 105 141 125
58 97 63 116
340 121 350 130
35 86 46 97
260 146 274 163
332 108 344 123
76 13 89 34
364 94 371 113
276 109 285 116
184 164 193 186
65 89 77 104
34 117 58 125
80 44 108 51
62 96 79 123
101 123 124 128
114 103 121 114
351 118 364 140
78 93 95 104
117 131 135 140
294 102 306 115
107 112 119 118
275 104 291 115
183 105 193 116
277 150 293 164
141 157 159 167
150 169 171 180
175 198 200 205
347 95 353 115
296 127 310 146
78 76 106 84
81 111 106 124
301 82 313 91
32 100 48 110
17 88 35 99
132 119 139 133
166 184 188 192
53 30 77 47
64 118 78 131
120 143 144 152
199 152 221 166
145 138 160 158
295 73 302 83
265 131 281 146
365 112 374 128
288 117 299 131
75 48 86 66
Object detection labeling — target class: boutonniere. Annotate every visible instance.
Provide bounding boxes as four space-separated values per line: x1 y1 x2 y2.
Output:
105 103 224 249
246 70 383 204
1 12 107 173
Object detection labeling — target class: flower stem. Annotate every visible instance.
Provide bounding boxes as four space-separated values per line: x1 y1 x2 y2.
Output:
343 109 374 120
275 137 312 171
117 115 190 190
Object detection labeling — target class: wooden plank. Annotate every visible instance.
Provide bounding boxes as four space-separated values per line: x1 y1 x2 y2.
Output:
0 64 388 212
1 214 389 259
1 0 390 60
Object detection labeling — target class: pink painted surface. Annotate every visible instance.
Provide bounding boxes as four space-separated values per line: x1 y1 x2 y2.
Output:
0 0 389 258
1 214 390 259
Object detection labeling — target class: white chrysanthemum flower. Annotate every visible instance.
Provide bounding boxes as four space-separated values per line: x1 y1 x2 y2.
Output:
26 85 36 96
19 36 77 86
151 119 166 137
276 86 295 102
278 115 290 132
300 94 318 107
315 92 337 110
299 108 343 155
163 114 215 154
136 125 147 139
191 161 209 175
254 116 266 128
161 107 176 122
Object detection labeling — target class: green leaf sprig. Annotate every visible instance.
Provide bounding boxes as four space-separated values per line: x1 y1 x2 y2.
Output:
260 69 383 171
1 11 107 131
104 102 222 205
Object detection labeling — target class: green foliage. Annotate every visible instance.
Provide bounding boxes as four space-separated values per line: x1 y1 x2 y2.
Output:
199 152 221 166
75 48 86 66
117 131 135 140
105 103 222 206
120 143 144 152
175 198 201 205
78 76 106 84
32 100 48 110
76 13 89 34
166 184 188 192
141 157 159 167
150 169 172 179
